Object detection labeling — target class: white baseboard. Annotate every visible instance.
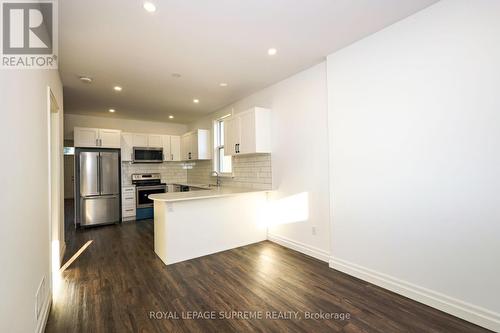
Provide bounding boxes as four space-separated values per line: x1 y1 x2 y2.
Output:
330 257 500 332
267 233 329 262
35 294 52 333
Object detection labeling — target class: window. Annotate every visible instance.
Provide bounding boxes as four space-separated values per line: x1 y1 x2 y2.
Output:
214 117 232 174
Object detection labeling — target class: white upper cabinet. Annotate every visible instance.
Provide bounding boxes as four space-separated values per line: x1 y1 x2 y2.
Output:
99 129 122 148
170 136 181 161
238 111 256 155
181 129 210 161
121 133 134 162
74 127 99 147
162 135 181 161
224 116 239 156
162 135 171 161
74 127 121 148
121 133 182 162
131 133 148 147
148 134 163 147
224 107 271 156
128 133 164 148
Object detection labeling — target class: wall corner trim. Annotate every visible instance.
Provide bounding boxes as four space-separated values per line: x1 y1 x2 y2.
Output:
35 296 52 333
329 257 500 332
267 233 329 262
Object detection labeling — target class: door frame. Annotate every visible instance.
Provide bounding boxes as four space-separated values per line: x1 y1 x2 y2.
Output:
47 86 64 292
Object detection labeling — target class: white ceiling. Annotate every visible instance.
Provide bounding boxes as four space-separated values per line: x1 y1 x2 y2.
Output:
60 0 438 124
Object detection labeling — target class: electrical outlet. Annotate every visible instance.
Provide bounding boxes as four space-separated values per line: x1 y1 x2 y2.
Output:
312 226 317 235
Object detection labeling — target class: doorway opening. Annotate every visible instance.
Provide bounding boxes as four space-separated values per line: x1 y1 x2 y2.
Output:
48 87 64 294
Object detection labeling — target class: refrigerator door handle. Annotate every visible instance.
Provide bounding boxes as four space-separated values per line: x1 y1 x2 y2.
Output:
97 153 101 195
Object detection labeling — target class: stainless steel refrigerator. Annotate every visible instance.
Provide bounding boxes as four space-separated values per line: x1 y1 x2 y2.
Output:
75 148 121 227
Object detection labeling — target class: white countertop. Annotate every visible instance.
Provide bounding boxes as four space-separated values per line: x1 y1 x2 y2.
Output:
167 183 213 189
149 186 270 203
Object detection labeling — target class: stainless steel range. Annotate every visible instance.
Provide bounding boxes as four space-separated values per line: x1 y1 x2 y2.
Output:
132 173 166 208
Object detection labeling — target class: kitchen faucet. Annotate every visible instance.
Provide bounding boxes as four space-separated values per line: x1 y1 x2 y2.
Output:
211 171 221 187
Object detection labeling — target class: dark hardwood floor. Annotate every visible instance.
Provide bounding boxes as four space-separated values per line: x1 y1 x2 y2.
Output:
46 200 490 333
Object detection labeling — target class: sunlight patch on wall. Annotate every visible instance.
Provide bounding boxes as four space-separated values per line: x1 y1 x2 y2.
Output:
260 192 309 226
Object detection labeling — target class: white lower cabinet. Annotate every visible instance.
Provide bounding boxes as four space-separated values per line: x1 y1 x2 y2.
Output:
122 186 136 221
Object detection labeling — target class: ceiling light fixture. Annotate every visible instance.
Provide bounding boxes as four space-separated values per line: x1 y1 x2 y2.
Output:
79 76 93 83
171 73 181 78
267 48 277 56
143 1 156 13
109 108 116 113
169 115 174 119
113 86 122 92
219 83 228 87
193 99 199 104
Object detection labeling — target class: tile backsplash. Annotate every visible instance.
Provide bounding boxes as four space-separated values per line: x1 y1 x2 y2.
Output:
121 162 187 185
187 154 272 190
121 154 272 189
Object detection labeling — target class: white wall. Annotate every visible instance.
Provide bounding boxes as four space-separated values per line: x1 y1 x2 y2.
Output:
327 0 500 330
0 70 64 332
64 113 187 140
189 62 331 260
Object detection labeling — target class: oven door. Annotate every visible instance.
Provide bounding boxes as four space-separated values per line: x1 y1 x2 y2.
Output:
136 185 166 208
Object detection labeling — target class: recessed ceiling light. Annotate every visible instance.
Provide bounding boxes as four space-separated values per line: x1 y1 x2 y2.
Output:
267 48 277 56
219 83 228 87
113 86 122 92
171 73 181 78
143 1 156 13
109 108 116 113
168 115 174 119
79 76 92 83
193 99 199 104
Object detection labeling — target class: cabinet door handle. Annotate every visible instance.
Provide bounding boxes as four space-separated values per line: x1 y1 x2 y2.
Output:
235 144 237 153
171 154 173 160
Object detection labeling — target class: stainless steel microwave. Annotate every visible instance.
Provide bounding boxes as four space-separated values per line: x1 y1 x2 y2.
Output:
132 147 163 163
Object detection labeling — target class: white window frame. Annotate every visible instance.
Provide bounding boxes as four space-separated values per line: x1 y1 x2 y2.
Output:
213 114 233 177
